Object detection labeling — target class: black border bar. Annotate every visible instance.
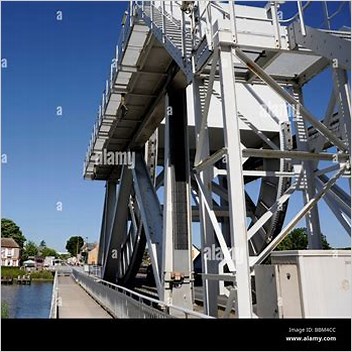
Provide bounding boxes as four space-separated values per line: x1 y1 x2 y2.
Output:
1 318 351 351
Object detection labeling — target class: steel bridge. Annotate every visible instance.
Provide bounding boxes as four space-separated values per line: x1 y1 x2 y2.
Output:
82 1 351 318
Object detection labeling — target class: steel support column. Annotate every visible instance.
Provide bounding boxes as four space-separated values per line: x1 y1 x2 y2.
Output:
192 78 219 317
293 85 322 249
98 181 116 266
333 68 351 149
162 86 193 312
103 167 132 283
98 186 108 266
218 33 253 317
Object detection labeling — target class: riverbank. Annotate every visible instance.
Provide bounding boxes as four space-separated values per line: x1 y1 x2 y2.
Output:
1 267 54 281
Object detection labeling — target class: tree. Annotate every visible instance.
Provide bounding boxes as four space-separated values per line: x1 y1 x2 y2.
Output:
58 253 70 260
39 240 46 247
81 251 88 264
1 218 26 248
65 236 84 256
276 227 331 251
41 247 58 258
22 241 38 261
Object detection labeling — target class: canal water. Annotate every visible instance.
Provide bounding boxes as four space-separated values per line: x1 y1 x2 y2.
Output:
1 281 53 318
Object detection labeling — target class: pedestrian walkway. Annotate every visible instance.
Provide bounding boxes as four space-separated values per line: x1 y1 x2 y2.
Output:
57 275 111 318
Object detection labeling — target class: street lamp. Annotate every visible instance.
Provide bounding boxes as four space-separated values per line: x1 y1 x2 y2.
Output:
85 237 89 273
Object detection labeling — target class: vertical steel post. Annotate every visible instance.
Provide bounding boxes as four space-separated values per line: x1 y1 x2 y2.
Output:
162 93 174 304
270 2 281 48
103 167 132 282
333 68 351 150
293 85 322 249
297 1 307 36
322 2 331 30
97 186 108 266
161 1 166 43
181 11 186 57
129 1 133 27
162 87 193 313
229 1 238 43
192 78 219 317
98 181 117 266
218 33 252 317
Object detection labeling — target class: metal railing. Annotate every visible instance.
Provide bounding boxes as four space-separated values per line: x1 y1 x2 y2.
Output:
135 1 194 56
72 269 213 319
49 270 59 318
83 0 200 176
83 4 134 177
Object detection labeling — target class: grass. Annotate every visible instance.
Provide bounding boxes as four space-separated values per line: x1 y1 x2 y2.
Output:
1 302 9 319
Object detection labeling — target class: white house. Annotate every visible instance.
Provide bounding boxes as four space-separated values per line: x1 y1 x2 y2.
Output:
1 238 20 267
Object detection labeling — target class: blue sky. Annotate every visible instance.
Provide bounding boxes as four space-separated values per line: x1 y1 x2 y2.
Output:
2 1 127 250
1 1 351 251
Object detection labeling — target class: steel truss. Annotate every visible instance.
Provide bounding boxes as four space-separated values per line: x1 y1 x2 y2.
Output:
87 1 351 318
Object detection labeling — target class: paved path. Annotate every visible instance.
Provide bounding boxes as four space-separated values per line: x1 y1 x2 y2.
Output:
57 275 111 318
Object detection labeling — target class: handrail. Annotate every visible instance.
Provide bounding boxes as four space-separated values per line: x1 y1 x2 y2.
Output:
84 2 134 174
327 2 347 21
72 269 213 319
279 1 312 23
49 270 58 318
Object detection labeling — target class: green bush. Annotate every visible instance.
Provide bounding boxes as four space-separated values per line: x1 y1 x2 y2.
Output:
1 302 9 319
1 266 54 280
29 271 54 280
1 267 26 278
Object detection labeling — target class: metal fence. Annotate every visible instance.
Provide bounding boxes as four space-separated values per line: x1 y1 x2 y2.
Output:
72 269 213 319
49 270 59 318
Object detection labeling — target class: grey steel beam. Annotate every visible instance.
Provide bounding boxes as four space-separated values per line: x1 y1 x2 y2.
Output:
192 77 219 317
316 178 351 235
312 89 337 155
242 148 349 162
288 22 350 70
333 68 351 149
246 51 281 84
97 187 108 266
98 181 117 267
129 63 179 149
253 166 347 266
194 52 219 165
132 151 163 296
318 174 351 216
235 47 348 152
104 181 117 257
103 167 132 283
194 147 227 173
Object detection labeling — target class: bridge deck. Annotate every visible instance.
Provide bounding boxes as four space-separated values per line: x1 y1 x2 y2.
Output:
57 275 111 319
